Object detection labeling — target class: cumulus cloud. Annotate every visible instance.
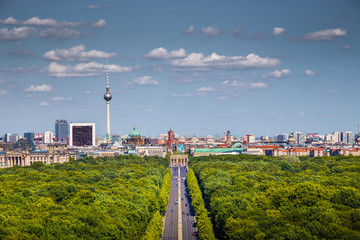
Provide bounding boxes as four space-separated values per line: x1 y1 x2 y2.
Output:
0 90 8 95
43 45 116 62
144 47 186 60
273 27 285 35
25 84 53 92
40 101 50 106
296 28 347 41
45 61 137 77
0 17 18 25
184 25 195 34
122 76 159 88
171 52 280 70
304 69 316 76
0 27 36 40
92 19 106 28
52 96 72 101
262 69 290 78
23 17 57 27
201 26 222 36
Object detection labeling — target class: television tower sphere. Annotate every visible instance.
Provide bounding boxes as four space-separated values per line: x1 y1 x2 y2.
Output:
104 87 112 101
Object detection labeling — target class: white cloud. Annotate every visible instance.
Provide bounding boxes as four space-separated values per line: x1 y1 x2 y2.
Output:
342 45 352 49
122 76 159 88
0 17 18 25
197 87 215 92
92 19 106 28
172 93 192 97
201 26 222 36
52 97 72 101
45 62 137 77
43 45 116 62
88 4 99 9
184 25 195 34
145 47 186 60
273 27 285 35
262 69 290 78
327 89 339 94
85 90 92 94
23 17 57 27
222 80 267 89
40 101 50 106
298 112 305 116
298 28 347 41
0 90 8 95
39 28 81 40
0 27 36 40
25 84 53 92
304 69 316 76
171 52 280 70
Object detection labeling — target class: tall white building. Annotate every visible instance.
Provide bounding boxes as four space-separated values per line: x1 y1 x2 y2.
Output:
44 131 54 144
293 132 305 145
341 131 355 144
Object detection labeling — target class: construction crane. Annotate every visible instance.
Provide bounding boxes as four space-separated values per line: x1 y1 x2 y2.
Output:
201 128 215 144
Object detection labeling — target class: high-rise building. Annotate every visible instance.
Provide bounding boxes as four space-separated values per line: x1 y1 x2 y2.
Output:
69 123 96 147
55 120 69 143
24 132 35 142
341 131 355 144
4 133 11 142
104 59 112 143
44 131 54 144
277 133 289 141
293 132 305 145
226 130 232 145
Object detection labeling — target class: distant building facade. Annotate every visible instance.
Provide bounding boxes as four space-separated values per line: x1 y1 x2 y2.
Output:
24 132 35 142
55 120 69 143
69 123 96 147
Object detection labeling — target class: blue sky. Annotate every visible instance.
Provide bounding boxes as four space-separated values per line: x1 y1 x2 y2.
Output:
0 0 359 138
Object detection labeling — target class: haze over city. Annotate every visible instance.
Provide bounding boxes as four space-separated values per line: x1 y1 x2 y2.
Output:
1 0 359 137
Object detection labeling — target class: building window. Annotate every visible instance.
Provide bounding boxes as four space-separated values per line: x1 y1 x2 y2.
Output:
30 161 32 165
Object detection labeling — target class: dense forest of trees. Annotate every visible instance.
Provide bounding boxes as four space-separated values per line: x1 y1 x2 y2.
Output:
190 155 360 240
0 155 169 240
187 169 216 240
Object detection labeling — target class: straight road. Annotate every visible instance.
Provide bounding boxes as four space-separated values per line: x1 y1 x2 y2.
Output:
163 166 197 240
162 167 179 240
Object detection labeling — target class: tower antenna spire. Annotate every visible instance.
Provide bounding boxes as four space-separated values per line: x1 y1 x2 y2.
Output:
106 58 109 87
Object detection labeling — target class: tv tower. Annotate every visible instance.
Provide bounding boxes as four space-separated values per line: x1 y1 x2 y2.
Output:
104 58 112 143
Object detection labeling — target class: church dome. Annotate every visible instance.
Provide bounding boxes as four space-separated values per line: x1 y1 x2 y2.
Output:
128 126 140 138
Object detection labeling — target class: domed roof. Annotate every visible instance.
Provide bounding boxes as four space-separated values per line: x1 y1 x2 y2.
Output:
128 126 140 138
14 138 36 151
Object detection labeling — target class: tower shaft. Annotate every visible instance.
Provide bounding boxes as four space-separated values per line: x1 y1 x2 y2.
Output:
106 100 110 141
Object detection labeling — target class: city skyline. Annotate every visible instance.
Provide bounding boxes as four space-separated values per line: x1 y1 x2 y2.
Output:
0 0 359 137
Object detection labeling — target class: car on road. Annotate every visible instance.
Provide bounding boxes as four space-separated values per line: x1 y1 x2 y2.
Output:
193 232 198 236
185 203 188 206
186 213 190 216
171 209 173 213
